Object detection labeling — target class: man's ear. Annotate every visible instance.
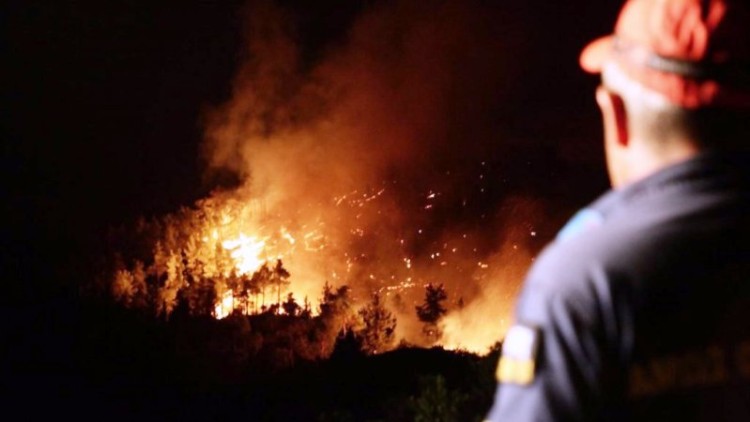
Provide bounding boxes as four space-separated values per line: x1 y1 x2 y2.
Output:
596 87 628 147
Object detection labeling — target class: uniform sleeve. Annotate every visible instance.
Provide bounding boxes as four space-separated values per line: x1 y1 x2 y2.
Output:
485 269 617 422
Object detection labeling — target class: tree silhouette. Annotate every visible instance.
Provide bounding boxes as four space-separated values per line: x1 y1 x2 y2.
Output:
318 283 355 355
320 281 334 310
271 259 291 312
236 273 253 314
300 296 312 319
251 263 272 310
226 270 241 313
319 282 352 318
282 292 301 316
415 283 448 342
177 272 217 317
357 292 397 354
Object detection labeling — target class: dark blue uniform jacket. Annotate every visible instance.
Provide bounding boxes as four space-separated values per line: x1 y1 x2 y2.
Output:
487 151 750 421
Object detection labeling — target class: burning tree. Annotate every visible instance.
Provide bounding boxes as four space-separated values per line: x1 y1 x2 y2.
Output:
357 292 397 355
112 259 149 311
415 283 448 343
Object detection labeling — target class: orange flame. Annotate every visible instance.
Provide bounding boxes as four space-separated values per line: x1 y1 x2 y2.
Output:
221 234 267 275
111 2 548 354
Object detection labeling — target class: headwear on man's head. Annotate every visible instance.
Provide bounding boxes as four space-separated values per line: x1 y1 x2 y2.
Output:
580 0 750 109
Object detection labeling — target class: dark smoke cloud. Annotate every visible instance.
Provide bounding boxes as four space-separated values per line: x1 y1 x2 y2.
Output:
203 0 526 172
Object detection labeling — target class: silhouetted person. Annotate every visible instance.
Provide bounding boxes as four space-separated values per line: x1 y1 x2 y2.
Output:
487 1 750 420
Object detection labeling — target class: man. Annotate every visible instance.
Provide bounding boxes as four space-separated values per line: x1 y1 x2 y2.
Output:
486 0 750 420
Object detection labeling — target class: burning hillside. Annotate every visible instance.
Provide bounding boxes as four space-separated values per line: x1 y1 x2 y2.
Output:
107 0 553 353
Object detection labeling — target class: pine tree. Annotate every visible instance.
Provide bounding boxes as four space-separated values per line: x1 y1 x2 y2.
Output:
282 292 301 316
300 295 312 319
415 283 448 342
319 283 352 318
251 263 272 310
357 292 397 354
272 259 291 312
318 283 355 354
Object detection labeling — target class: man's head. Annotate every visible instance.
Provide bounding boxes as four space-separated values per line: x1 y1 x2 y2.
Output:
579 0 750 187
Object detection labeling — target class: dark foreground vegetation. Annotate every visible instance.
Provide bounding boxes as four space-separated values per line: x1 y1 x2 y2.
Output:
5 193 503 421
2 206 502 420
7 296 499 421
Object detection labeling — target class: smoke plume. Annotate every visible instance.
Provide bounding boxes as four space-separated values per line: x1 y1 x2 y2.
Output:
196 0 549 351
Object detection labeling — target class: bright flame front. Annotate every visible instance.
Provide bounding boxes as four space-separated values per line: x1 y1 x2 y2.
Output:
222 234 267 276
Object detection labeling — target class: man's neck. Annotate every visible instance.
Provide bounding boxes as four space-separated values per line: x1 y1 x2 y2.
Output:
622 138 700 187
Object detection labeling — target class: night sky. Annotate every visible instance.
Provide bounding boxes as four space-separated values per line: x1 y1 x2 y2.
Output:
5 0 620 299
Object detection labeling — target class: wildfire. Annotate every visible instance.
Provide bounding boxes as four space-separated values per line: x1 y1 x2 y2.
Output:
107 0 544 351
221 234 267 275
215 290 235 319
110 178 539 354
